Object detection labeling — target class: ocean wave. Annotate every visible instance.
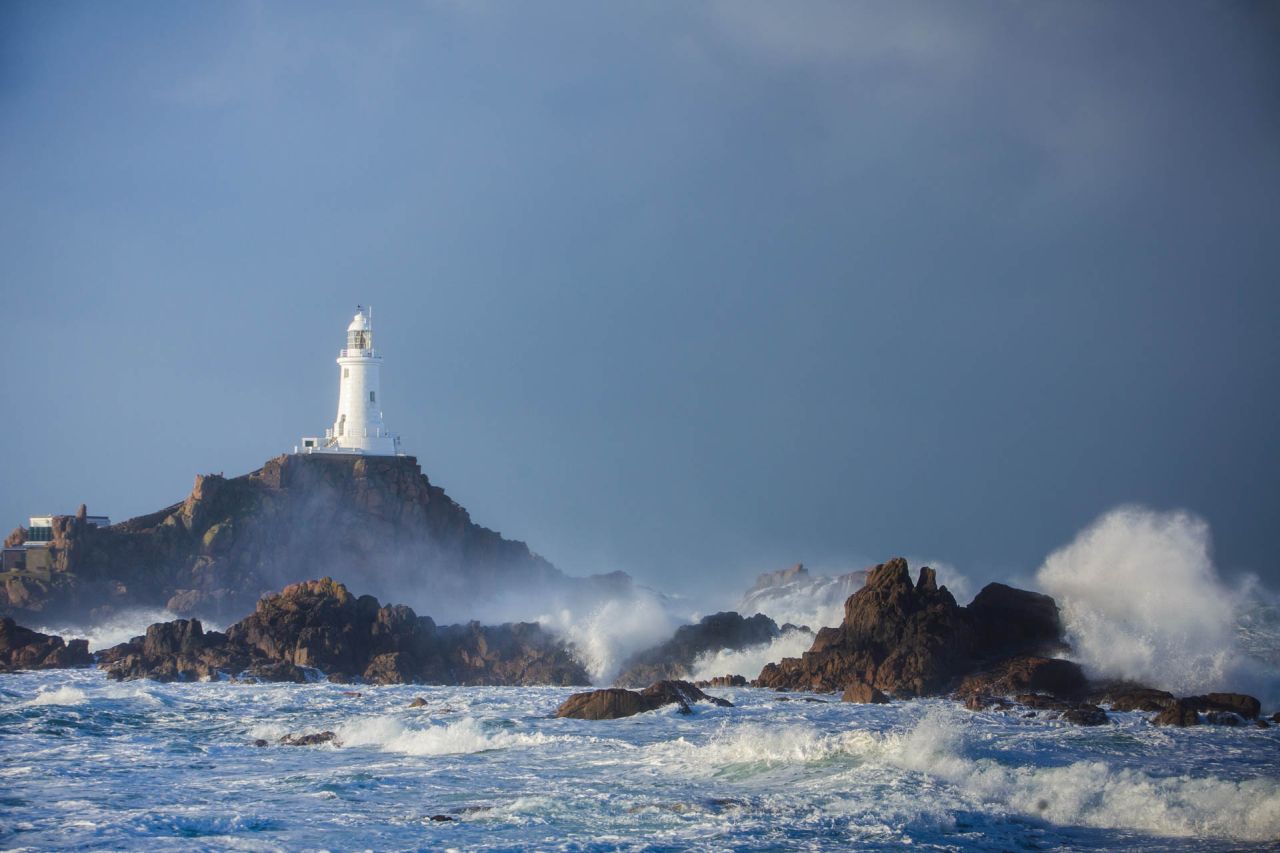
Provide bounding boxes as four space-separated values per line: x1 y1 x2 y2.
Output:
23 686 89 706
336 715 562 756
651 710 1280 842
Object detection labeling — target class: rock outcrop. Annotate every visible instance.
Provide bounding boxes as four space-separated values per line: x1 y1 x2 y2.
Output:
614 612 789 687
556 680 733 720
99 577 591 685
755 558 1069 697
0 454 584 624
0 618 93 672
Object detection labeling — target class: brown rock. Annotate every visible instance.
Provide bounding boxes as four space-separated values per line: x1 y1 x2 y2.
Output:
756 559 1068 698
1152 699 1200 727
958 656 1086 700
1061 705 1109 726
0 618 94 672
1092 684 1176 713
556 680 732 720
841 679 889 704
409 697 429 708
1183 693 1261 720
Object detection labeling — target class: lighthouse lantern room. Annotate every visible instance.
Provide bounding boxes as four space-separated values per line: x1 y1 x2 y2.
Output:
297 306 402 456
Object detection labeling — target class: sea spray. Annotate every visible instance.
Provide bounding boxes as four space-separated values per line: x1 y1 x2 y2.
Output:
1035 506 1280 702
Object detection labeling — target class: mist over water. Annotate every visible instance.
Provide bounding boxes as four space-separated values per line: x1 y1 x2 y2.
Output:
1036 506 1280 703
35 609 226 652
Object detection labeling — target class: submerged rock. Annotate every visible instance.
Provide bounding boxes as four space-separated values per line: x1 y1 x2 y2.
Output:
0 618 93 673
1090 684 1176 713
279 731 338 746
556 680 732 720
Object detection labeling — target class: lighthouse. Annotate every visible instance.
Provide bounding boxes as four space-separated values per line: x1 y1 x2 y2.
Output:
297 307 402 456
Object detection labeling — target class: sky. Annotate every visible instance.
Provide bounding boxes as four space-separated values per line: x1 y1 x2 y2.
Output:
2 1 1278 599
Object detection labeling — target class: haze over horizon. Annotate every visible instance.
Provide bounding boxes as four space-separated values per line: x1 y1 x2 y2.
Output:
2 1 1278 600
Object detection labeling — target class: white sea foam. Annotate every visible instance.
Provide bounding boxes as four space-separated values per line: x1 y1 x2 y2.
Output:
336 715 560 756
538 591 678 684
654 710 1280 842
24 686 88 706
688 629 815 682
34 608 226 651
1035 506 1279 702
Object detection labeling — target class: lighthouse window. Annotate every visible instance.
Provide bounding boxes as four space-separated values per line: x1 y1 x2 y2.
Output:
343 368 349 378
369 391 376 402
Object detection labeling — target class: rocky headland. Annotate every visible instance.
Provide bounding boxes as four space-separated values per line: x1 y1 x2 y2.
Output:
0 454 613 625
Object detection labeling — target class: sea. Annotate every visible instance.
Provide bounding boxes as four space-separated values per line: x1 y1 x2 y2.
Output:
2 668 1278 851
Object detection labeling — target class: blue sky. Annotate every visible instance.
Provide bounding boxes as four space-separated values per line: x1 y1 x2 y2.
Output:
2 1 1278 596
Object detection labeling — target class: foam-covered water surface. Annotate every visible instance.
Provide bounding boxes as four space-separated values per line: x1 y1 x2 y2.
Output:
1 670 1278 851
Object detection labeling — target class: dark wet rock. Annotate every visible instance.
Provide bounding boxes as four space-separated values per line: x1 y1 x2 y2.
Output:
1061 705 1109 726
614 612 786 687
556 680 732 720
755 558 1068 697
1090 684 1176 713
1255 719 1270 729
409 697 429 708
841 678 889 704
775 696 830 703
252 739 268 747
1183 693 1261 720
340 690 362 698
964 694 1012 712
1152 699 1200 727
1205 711 1242 726
1273 712 1280 724
428 814 455 822
279 731 337 746
695 674 747 688
958 656 1086 700
0 618 93 672
240 661 308 684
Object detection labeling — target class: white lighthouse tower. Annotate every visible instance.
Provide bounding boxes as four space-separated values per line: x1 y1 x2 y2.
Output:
297 307 402 456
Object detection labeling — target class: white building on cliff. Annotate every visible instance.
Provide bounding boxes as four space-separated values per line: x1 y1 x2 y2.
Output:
297 307 403 456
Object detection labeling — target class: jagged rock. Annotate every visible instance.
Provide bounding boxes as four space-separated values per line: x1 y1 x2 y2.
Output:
842 679 889 704
614 612 783 687
556 680 732 720
409 697 429 708
695 675 747 688
755 558 1065 697
279 731 337 746
0 618 93 672
1182 693 1261 720
1152 699 1200 727
98 578 590 686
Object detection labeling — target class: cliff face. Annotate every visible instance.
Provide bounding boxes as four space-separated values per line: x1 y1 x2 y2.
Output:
0 454 565 624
